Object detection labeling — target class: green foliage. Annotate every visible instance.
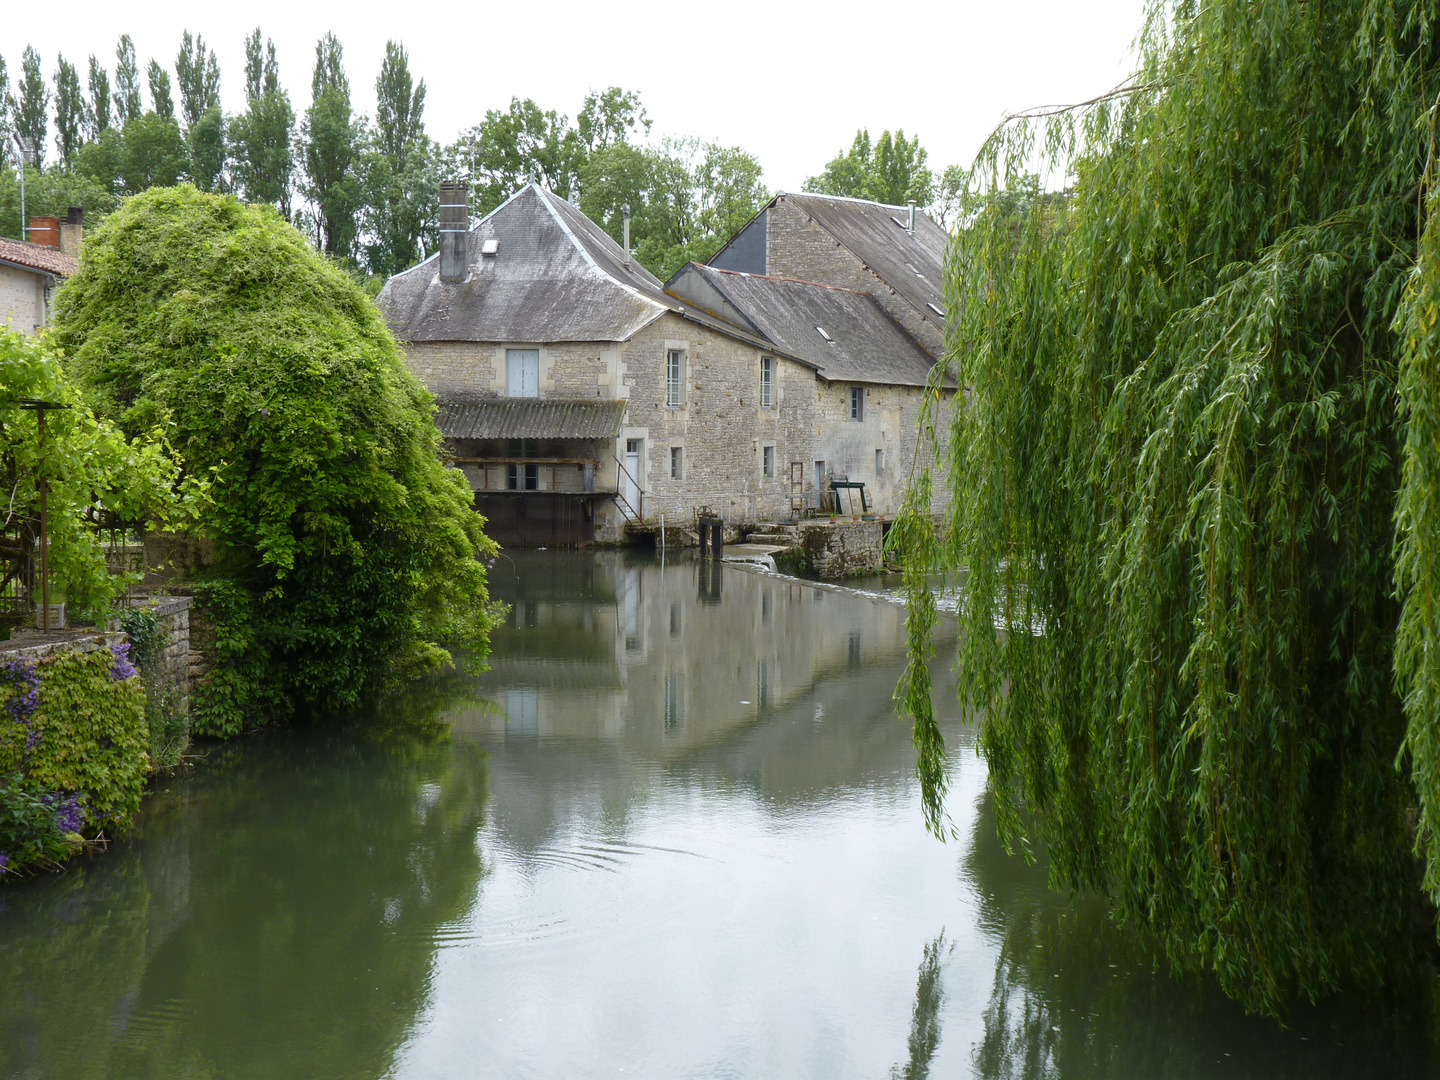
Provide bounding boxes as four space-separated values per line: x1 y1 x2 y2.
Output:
16 47 48 167
899 0 1440 1012
54 186 499 733
0 164 114 241
0 329 196 622
86 56 111 140
173 31 220 130
53 55 86 166
805 128 933 207
0 778 80 875
445 97 584 213
118 606 188 770
0 648 147 830
231 30 295 217
578 137 768 279
362 42 436 278
113 36 141 126
303 33 362 259
146 60 173 121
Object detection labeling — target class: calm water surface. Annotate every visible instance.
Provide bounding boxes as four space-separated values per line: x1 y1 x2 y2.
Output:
1 550 1436 1079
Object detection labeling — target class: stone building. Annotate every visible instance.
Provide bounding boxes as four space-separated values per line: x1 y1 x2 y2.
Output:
0 211 83 334
377 183 951 546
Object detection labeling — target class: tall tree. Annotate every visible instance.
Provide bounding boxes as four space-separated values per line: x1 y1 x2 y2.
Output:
805 128 933 207
363 40 434 276
576 86 650 156
16 48 48 168
86 56 111 139
232 29 295 216
374 41 425 173
174 31 220 130
53 56 86 165
302 32 361 258
443 98 582 214
579 138 766 279
114 36 141 125
897 0 1440 1014
146 60 174 121
0 56 11 154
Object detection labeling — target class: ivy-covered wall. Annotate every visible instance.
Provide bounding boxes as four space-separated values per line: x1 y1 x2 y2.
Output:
0 634 147 877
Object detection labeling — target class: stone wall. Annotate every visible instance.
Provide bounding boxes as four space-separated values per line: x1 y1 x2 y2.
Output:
142 596 193 711
798 520 884 578
0 264 45 334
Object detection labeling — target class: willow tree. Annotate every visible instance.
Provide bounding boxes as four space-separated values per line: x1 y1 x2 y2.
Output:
898 0 1440 1012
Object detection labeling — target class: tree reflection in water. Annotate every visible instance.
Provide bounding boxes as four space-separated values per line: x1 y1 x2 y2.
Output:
963 789 1440 1080
891 931 951 1080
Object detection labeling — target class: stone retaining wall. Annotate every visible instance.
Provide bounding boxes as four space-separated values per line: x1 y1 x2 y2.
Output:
799 521 884 578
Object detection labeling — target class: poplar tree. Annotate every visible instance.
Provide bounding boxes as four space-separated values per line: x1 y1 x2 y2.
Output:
302 32 361 258
52 56 86 165
174 31 220 129
896 0 1440 1013
232 29 295 216
146 60 174 121
113 36 141 126
16 48 48 168
363 40 434 276
86 57 111 139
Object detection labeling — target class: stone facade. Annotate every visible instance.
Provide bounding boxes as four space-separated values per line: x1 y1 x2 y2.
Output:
143 596 194 711
798 520 885 578
0 263 47 333
405 309 946 545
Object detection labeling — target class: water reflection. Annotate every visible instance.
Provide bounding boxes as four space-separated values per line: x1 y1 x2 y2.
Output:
0 724 488 1080
1 551 1436 1078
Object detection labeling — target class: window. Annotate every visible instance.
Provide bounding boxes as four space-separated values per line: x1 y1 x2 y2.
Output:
760 356 774 407
506 349 539 397
876 449 885 476
762 445 775 478
667 349 685 407
850 386 865 421
671 446 684 480
506 462 538 490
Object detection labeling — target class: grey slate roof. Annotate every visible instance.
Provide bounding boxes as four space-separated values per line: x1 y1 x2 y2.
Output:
379 185 666 343
708 192 950 352
378 184 783 353
436 398 627 440
664 264 938 387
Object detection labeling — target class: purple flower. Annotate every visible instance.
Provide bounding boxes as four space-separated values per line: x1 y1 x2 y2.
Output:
53 794 83 834
1 657 41 753
0 851 9 872
110 642 138 682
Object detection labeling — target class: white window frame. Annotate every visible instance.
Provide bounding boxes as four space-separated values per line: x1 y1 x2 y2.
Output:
760 356 774 408
850 385 865 421
667 349 685 408
506 348 540 398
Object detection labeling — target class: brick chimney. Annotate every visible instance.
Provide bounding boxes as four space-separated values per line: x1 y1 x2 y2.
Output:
29 216 60 248
438 182 469 283
59 207 83 256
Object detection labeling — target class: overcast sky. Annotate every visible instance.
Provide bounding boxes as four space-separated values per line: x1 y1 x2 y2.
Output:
2 0 1148 193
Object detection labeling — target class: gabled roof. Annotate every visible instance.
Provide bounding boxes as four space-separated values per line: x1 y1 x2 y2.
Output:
378 184 784 354
379 185 664 343
665 263 938 387
0 238 78 278
708 191 950 349
437 398 626 440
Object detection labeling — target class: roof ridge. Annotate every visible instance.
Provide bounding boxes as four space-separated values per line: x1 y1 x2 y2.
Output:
784 189 919 214
533 185 669 314
705 265 872 296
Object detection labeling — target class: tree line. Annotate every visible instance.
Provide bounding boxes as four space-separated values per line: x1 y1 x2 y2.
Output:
0 33 770 281
0 32 959 283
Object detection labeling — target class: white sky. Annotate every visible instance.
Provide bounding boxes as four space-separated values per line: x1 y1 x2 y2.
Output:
2 0 1147 193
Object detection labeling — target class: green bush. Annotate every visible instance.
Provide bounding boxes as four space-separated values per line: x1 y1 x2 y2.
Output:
53 186 499 734
0 645 147 877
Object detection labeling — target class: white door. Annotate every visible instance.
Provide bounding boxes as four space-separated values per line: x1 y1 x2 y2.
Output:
623 439 641 517
506 349 539 397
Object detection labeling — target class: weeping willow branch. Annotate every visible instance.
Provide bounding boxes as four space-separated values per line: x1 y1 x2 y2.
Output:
898 0 1439 1014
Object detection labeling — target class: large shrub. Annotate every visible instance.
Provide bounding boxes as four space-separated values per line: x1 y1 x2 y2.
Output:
53 186 498 735
897 0 1440 1012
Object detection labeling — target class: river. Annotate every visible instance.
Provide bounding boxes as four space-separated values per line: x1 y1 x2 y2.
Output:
0 550 1435 1078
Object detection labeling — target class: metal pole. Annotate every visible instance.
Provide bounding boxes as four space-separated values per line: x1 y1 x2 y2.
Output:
37 408 47 632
